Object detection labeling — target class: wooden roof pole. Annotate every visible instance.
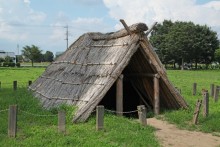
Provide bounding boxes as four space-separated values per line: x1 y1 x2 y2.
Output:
120 19 132 36
116 74 124 116
154 75 160 115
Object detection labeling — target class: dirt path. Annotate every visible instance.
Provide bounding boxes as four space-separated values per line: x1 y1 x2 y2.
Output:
148 118 220 147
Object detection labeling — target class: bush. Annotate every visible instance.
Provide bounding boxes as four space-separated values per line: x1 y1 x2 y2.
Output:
3 62 9 67
16 62 21 67
2 62 17 67
9 62 15 67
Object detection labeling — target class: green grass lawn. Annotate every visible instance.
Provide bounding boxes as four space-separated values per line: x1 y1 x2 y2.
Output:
0 67 159 147
0 67 45 87
1 67 220 146
164 70 220 133
20 62 51 67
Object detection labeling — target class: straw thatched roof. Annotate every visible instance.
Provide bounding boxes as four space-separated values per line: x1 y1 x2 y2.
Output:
29 22 187 123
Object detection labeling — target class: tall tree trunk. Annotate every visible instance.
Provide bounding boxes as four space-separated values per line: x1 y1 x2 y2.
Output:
205 64 209 69
195 61 198 70
181 57 184 70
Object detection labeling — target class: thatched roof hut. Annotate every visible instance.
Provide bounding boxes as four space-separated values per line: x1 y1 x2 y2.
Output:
29 22 187 123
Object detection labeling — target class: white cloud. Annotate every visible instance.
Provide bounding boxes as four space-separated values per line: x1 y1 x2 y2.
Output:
72 17 103 26
0 0 46 42
49 16 110 41
70 0 102 5
103 0 220 36
23 0 30 5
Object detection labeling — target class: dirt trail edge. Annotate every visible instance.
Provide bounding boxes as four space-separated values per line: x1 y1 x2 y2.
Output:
148 118 220 147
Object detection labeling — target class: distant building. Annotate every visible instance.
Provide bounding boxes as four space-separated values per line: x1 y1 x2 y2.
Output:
0 50 16 63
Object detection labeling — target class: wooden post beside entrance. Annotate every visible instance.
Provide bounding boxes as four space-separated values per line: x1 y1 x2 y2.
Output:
58 111 66 133
137 105 147 126
96 105 104 131
154 75 160 115
8 105 17 137
116 74 123 116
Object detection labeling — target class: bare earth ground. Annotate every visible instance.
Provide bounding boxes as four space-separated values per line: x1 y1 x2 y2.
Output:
148 118 220 147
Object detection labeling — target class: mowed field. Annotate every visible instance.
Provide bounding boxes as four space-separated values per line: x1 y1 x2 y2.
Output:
165 70 220 134
0 68 220 146
0 67 159 146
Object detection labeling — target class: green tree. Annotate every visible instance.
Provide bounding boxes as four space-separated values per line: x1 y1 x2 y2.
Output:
22 45 42 67
5 56 13 63
44 51 54 62
150 20 219 69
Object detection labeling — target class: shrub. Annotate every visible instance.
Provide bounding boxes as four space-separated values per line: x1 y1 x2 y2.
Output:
9 62 15 67
16 62 21 67
3 62 9 67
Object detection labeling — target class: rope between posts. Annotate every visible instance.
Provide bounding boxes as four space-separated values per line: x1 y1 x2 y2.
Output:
0 109 9 113
104 109 139 114
19 110 57 117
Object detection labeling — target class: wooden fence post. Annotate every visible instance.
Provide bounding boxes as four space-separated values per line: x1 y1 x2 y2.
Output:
28 80 32 86
192 83 197 95
203 92 209 117
154 76 160 115
58 111 66 133
96 105 104 131
13 81 17 91
210 84 214 97
8 105 17 137
116 74 123 116
137 105 147 126
193 100 202 125
214 86 219 102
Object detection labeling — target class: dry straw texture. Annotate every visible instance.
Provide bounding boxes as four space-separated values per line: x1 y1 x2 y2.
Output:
30 23 187 122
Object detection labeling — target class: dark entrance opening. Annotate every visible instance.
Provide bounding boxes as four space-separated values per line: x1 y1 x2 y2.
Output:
99 77 142 118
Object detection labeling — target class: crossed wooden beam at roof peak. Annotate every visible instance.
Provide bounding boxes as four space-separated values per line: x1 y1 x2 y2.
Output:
119 19 157 36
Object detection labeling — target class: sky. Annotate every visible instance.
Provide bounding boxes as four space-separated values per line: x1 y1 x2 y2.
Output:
0 0 220 55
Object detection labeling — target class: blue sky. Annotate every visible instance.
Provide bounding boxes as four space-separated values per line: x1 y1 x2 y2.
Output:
0 0 220 55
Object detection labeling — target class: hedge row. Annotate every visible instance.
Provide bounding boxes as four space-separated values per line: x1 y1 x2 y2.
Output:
0 62 20 67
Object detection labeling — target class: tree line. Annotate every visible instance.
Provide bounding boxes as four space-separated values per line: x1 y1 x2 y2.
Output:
150 20 220 69
22 45 54 67
0 45 54 67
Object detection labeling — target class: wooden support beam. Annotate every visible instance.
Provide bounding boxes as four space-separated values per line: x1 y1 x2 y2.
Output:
120 19 132 35
154 76 160 115
116 74 123 116
126 73 159 78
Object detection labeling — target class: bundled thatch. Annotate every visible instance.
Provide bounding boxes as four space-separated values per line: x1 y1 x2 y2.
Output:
29 22 187 123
